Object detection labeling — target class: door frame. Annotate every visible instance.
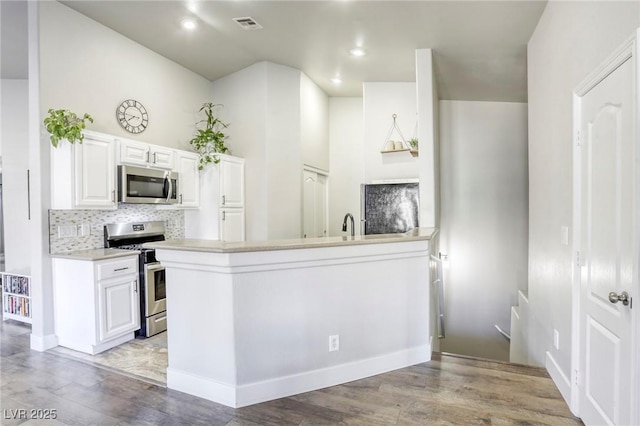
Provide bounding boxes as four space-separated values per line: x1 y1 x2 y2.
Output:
301 164 329 238
572 30 640 423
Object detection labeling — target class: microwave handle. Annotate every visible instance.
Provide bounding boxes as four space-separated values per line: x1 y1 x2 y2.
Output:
164 172 173 203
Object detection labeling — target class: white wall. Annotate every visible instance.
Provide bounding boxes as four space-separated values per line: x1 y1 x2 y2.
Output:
211 63 269 241
211 62 324 241
527 1 640 379
439 100 528 362
39 2 212 150
265 63 302 240
300 73 329 172
416 49 440 228
328 98 364 236
0 79 30 272
362 82 418 182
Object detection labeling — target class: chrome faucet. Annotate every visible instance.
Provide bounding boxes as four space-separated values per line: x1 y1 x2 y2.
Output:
342 213 355 237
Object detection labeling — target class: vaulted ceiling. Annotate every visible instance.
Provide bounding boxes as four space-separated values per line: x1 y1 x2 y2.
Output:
2 1 547 101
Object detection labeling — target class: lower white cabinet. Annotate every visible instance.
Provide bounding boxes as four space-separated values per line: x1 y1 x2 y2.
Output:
220 208 245 242
53 255 140 355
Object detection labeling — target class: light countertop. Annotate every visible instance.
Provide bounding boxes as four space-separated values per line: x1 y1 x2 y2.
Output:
145 227 438 254
50 248 141 261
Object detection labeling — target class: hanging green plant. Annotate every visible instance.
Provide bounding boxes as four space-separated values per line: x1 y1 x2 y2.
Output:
43 108 93 148
188 102 229 170
408 138 419 149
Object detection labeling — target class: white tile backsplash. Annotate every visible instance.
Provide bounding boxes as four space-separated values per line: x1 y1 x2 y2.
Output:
49 205 184 254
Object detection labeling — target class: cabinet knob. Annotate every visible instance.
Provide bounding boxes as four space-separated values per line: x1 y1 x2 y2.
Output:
222 195 226 205
222 211 226 221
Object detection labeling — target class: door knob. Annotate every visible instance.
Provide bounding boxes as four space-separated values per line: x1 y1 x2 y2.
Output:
608 291 630 306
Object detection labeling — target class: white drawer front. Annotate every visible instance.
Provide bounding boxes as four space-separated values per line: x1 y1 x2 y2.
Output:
97 257 137 281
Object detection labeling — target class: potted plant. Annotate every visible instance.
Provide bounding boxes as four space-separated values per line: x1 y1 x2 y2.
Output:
408 137 418 150
188 102 229 170
43 108 93 148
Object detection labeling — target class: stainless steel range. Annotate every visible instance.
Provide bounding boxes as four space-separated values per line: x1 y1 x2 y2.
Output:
104 221 167 338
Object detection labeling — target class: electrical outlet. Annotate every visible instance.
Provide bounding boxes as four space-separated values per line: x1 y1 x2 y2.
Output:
329 334 339 352
58 225 77 238
82 223 91 236
553 329 560 350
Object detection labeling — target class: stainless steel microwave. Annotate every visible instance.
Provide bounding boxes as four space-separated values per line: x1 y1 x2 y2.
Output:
118 165 179 204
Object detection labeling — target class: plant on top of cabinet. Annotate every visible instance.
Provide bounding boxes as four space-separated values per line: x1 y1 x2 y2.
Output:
43 108 94 148
188 102 229 170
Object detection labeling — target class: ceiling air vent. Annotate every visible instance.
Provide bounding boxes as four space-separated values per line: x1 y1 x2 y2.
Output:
233 17 263 30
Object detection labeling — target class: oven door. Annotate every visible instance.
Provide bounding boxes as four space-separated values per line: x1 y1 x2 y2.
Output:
144 262 167 316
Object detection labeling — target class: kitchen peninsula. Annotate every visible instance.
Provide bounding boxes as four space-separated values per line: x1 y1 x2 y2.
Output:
146 228 438 408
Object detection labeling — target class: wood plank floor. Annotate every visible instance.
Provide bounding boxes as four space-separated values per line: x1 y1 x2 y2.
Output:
1 320 582 425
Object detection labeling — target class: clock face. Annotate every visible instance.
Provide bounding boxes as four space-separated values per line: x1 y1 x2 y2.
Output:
116 99 148 134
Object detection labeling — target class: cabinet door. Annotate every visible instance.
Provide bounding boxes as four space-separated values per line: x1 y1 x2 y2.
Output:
220 158 244 207
98 276 140 342
75 136 116 208
176 152 200 208
150 147 175 170
119 139 150 167
220 208 245 242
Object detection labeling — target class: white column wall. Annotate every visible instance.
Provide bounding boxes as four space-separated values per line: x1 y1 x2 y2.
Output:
328 97 364 236
527 1 640 379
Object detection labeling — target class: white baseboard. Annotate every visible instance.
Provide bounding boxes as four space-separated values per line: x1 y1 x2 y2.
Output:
546 351 572 407
168 344 432 408
30 333 58 352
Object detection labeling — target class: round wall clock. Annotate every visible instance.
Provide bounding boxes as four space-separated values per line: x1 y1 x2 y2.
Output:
116 99 148 134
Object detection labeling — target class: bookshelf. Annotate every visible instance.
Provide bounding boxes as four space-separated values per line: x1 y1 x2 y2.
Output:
2 271 32 324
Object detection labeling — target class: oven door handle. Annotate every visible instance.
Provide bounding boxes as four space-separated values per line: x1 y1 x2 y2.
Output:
145 263 164 272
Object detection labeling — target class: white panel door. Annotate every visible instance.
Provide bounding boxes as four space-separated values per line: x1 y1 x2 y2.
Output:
578 55 634 426
302 170 317 238
315 174 327 238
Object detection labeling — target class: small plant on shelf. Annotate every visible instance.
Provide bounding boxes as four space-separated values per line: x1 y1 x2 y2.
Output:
188 102 229 170
408 138 419 150
43 108 94 148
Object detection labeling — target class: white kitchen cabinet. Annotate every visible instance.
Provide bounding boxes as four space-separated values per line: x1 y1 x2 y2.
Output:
220 208 245 242
184 154 245 241
175 151 200 208
118 138 174 170
53 255 140 355
51 130 117 210
220 157 245 207
98 276 139 342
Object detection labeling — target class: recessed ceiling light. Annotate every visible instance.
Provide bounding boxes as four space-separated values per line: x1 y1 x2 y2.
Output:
349 47 366 57
180 18 198 31
331 76 343 84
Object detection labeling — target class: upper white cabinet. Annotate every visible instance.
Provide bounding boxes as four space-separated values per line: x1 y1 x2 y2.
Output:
118 139 174 170
175 151 200 208
220 156 245 208
51 130 117 210
184 154 245 241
